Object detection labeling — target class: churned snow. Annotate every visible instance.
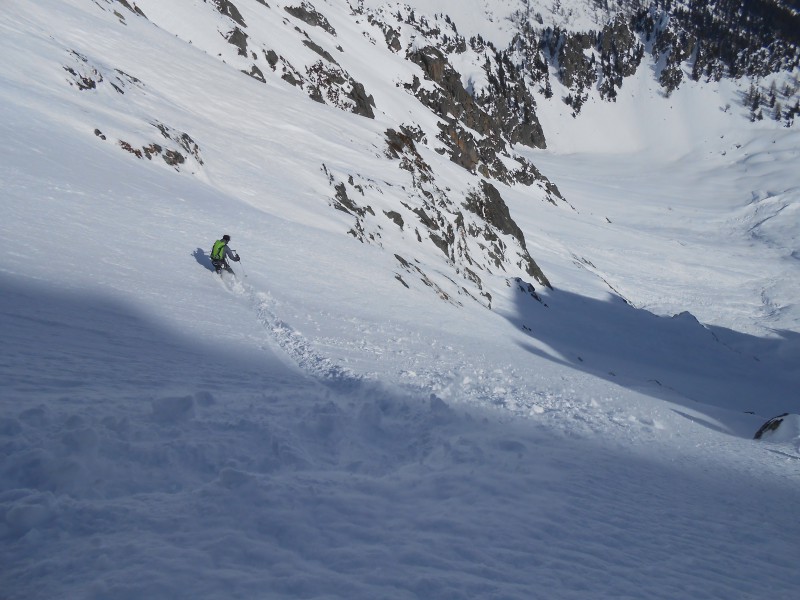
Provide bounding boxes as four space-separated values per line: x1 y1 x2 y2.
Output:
1 1 799 599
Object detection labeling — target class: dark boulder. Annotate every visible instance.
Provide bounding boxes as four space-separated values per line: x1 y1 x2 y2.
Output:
754 413 800 441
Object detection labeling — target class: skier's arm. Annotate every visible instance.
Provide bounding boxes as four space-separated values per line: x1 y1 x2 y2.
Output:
224 245 240 261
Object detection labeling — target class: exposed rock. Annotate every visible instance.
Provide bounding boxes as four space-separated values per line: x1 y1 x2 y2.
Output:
437 121 480 173
506 158 565 204
244 64 266 82
281 70 302 87
267 54 304 87
385 127 433 183
465 180 525 242
367 14 402 52
225 26 248 56
163 149 185 166
284 2 336 36
348 80 376 119
754 413 800 441
384 211 404 229
305 62 375 118
153 122 203 165
509 277 543 304
303 39 338 64
116 123 203 171
407 45 545 149
63 51 143 95
393 255 468 306
264 49 279 69
119 140 142 158
211 0 246 27
64 64 98 90
113 0 147 19
319 129 552 306
333 182 371 218
404 43 550 187
465 181 551 288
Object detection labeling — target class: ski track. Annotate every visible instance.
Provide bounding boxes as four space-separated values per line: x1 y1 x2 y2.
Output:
220 274 363 388
217 276 705 450
219 274 557 419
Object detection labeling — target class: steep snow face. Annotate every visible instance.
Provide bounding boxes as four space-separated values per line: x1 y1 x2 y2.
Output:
1 1 800 599
0 1 796 416
0 1 796 398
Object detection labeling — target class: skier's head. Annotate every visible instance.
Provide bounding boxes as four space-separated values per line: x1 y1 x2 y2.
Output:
222 234 231 242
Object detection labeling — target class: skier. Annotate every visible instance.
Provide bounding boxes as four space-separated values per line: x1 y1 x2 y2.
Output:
210 234 240 274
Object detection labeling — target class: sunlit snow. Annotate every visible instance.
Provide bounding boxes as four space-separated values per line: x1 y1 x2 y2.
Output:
1 1 799 599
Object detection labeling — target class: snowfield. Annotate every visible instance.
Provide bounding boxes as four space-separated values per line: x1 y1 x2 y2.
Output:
1 1 799 599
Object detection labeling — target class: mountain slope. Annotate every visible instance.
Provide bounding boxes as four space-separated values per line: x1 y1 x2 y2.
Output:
1 1 800 598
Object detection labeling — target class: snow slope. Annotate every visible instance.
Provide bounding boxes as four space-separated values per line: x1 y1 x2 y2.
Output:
2 1 800 598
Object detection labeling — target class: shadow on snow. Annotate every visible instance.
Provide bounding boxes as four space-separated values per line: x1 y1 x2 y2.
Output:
192 247 216 272
506 286 800 436
3 274 800 600
0 272 284 397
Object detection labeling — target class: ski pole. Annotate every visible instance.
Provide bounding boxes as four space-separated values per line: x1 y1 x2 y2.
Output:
236 254 247 278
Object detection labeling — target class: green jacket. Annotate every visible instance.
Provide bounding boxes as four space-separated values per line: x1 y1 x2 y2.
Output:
211 239 230 261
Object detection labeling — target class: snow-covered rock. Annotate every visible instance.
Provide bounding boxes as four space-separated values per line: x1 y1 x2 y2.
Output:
754 413 800 442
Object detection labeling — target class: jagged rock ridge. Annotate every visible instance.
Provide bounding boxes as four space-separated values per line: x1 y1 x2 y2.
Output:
82 0 799 308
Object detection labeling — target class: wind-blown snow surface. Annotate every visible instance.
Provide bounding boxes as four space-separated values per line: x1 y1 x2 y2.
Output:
1 1 800 598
